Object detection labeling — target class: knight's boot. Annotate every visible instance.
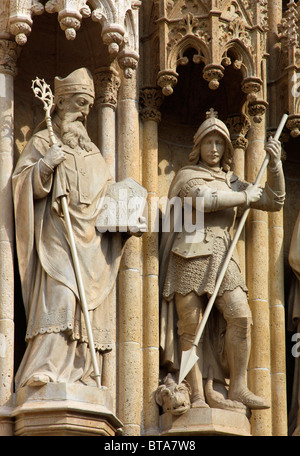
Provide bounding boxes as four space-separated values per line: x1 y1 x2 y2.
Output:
226 317 270 410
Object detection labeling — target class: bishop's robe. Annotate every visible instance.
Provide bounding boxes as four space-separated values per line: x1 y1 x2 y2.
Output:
13 127 123 388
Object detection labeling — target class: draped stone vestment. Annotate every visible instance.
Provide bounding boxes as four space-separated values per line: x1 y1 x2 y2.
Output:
13 128 123 351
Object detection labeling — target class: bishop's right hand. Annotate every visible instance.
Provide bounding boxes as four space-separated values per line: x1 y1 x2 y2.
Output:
44 142 66 169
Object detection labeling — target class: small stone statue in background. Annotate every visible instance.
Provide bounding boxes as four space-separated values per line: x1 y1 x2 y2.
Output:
159 110 285 412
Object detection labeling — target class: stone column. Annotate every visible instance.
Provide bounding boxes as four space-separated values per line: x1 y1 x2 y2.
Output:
267 0 287 437
232 136 248 279
0 39 18 436
117 68 142 436
93 67 121 413
140 87 162 434
227 115 250 279
269 209 287 436
246 118 272 436
267 0 283 132
94 67 120 179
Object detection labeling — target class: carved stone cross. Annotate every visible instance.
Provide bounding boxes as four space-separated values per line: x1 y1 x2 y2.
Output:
206 108 218 119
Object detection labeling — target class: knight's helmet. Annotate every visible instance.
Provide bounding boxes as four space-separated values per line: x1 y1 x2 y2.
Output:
189 108 233 168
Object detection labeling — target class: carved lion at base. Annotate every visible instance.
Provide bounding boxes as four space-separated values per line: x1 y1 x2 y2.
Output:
155 373 191 415
156 369 249 417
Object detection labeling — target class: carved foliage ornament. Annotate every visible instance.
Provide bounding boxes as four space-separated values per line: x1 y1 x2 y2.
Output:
167 13 211 51
140 87 163 123
278 1 299 55
219 18 253 53
225 114 250 150
157 0 268 94
0 39 19 76
94 67 121 110
165 0 268 25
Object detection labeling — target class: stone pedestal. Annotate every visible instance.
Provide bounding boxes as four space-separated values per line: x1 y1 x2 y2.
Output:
0 406 14 436
12 383 122 436
160 408 251 436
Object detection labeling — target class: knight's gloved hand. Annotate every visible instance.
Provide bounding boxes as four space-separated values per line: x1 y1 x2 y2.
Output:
244 183 263 204
265 136 281 169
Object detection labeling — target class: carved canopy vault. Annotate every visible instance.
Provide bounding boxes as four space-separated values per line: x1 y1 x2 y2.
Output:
150 0 269 124
8 0 141 77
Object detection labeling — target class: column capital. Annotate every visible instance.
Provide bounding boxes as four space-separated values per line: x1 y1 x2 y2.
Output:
140 87 163 123
231 136 249 150
94 67 121 111
226 114 251 151
0 39 19 77
117 49 139 79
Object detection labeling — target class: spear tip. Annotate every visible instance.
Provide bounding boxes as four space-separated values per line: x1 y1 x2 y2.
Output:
178 346 199 385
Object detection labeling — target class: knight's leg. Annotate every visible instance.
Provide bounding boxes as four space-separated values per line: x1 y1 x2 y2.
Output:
175 291 209 408
216 287 269 409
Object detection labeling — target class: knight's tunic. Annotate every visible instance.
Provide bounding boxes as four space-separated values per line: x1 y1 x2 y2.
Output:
161 161 284 300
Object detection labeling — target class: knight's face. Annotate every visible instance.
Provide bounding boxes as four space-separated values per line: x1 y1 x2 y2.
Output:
57 93 94 124
200 132 225 169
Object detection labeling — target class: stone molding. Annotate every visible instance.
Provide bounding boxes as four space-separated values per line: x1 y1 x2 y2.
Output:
8 0 140 77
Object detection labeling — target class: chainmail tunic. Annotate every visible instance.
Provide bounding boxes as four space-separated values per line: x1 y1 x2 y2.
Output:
163 236 247 300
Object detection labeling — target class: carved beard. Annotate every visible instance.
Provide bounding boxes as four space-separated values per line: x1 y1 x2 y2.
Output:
60 113 93 152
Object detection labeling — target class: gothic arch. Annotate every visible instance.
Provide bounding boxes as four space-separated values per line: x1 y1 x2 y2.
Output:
168 35 210 71
222 40 254 79
124 9 137 51
88 0 117 23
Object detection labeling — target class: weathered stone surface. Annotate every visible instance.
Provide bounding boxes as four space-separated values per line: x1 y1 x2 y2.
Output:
160 408 251 436
12 383 122 436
